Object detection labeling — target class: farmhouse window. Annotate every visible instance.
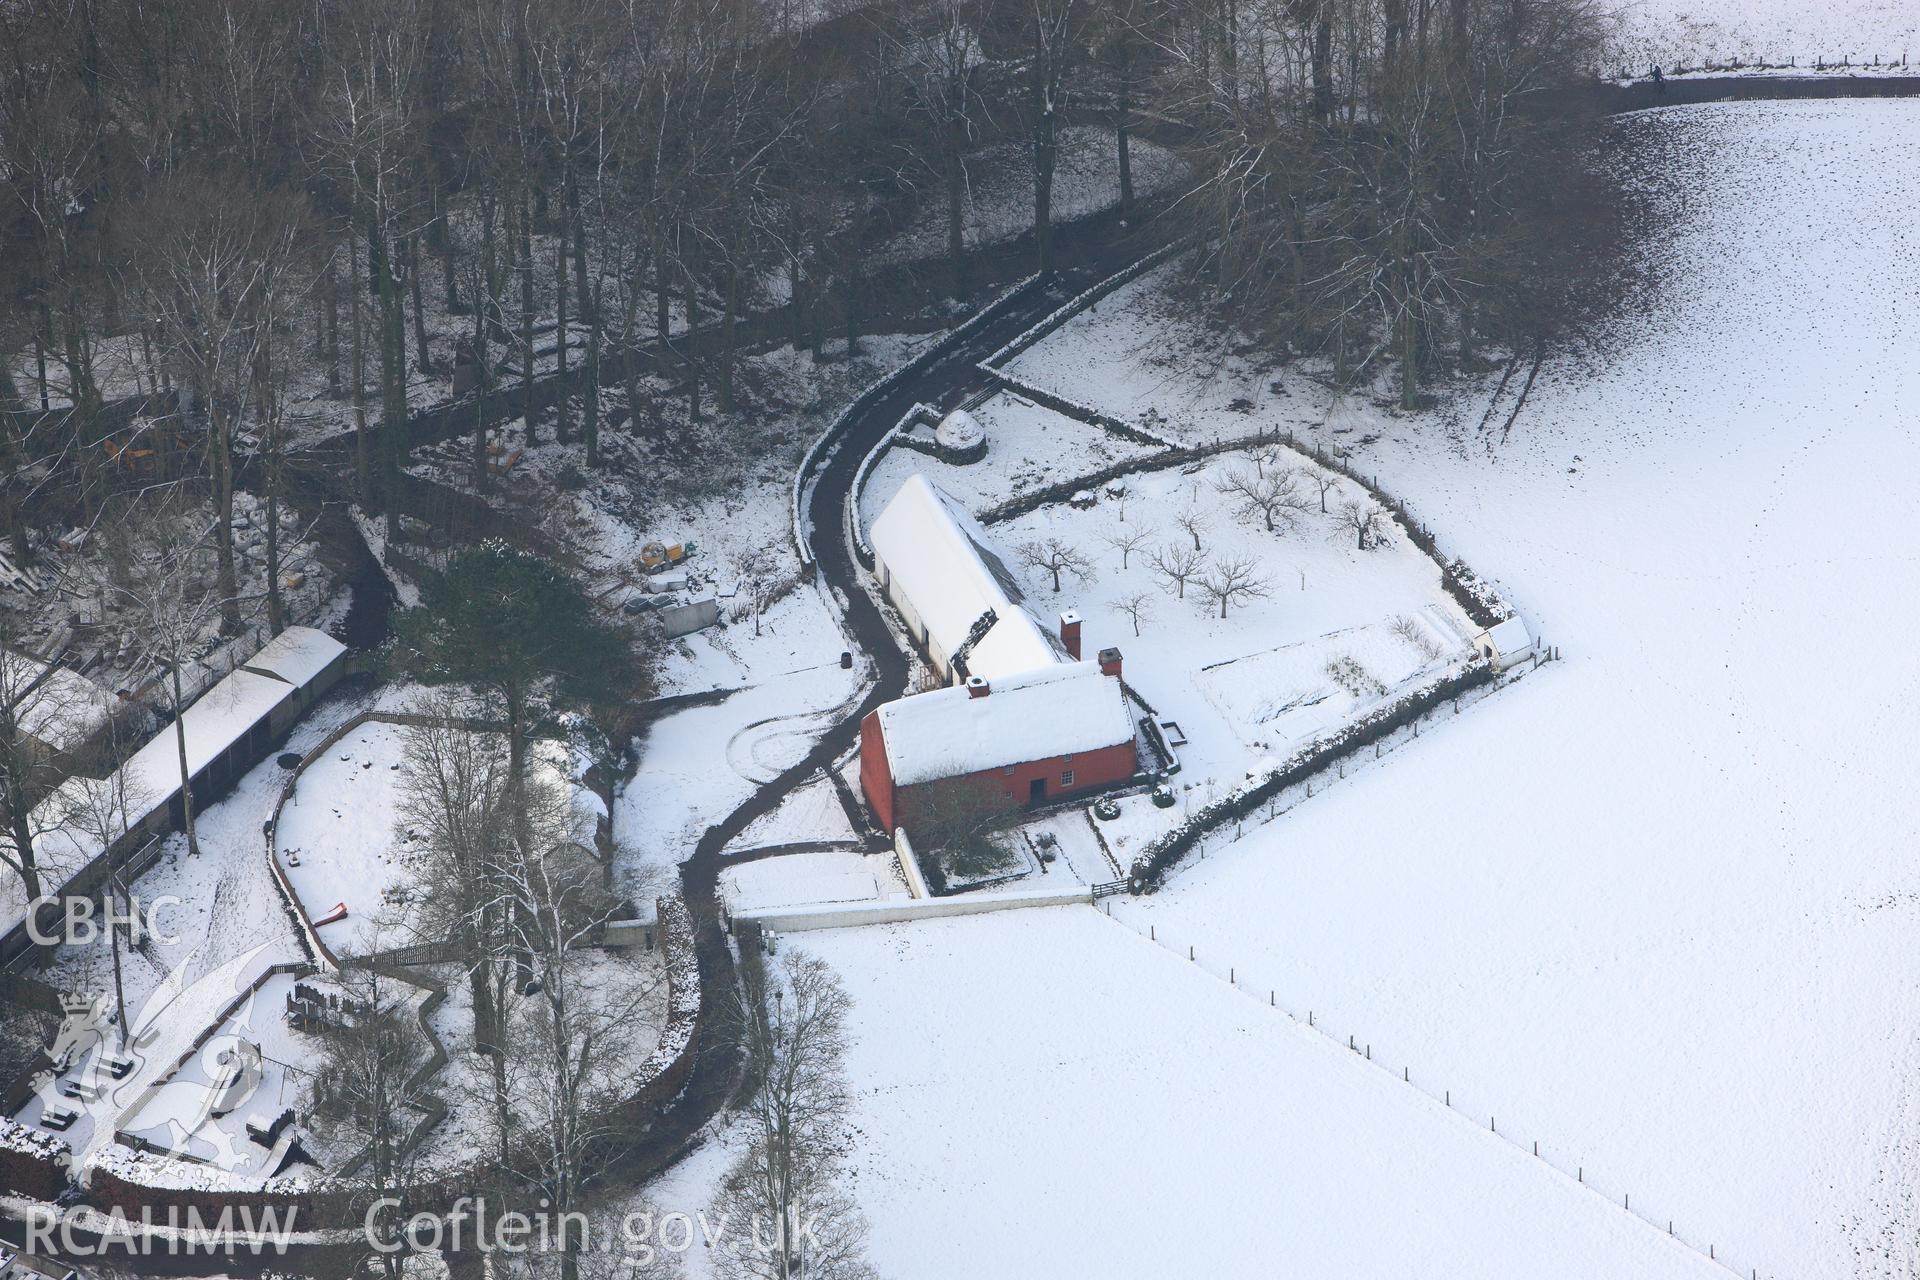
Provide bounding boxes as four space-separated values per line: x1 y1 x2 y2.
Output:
1061 770 1076 788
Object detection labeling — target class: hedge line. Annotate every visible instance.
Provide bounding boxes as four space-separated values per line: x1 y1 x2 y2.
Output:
1133 662 1497 889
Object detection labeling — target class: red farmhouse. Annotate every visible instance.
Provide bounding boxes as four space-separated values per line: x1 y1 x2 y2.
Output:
860 473 1141 835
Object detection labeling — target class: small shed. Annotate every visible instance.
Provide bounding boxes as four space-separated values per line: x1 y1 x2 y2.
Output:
657 596 721 638
1474 615 1536 671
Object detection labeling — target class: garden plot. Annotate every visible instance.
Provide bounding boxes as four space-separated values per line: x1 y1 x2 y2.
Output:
979 448 1476 860
1102 101 1920 1280
275 719 596 959
719 850 907 916
858 392 1158 530
800 907 1723 1280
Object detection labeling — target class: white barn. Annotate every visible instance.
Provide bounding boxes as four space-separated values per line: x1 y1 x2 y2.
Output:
869 473 1071 684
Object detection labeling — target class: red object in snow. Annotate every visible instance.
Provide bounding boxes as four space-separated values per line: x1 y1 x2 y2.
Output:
312 902 348 927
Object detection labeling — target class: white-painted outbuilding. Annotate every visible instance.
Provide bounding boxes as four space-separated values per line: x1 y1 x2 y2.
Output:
1474 615 1537 671
868 473 1071 684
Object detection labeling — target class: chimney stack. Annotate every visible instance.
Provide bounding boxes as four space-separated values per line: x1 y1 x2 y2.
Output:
1098 647 1123 678
966 675 991 698
1059 610 1082 660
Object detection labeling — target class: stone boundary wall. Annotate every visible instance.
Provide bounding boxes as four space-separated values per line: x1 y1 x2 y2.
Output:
735 883 1091 933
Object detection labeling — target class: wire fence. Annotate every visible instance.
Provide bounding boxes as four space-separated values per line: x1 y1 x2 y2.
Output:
1616 52 1912 80
1099 832 1769 1280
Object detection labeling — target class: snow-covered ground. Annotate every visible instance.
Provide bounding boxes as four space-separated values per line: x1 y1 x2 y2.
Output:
1608 0 1919 73
856 393 1160 528
1025 99 1920 1280
725 772 861 851
799 907 1725 1280
275 717 594 959
879 125 1185 266
16 687 373 1161
719 849 906 915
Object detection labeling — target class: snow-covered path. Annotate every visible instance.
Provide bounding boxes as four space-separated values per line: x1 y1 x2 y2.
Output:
1111 99 1920 1279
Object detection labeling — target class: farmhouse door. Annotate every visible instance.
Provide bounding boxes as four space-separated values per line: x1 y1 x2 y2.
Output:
1028 777 1047 805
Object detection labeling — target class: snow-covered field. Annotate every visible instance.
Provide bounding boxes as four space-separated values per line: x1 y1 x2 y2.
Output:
1608 0 1919 72
276 718 595 959
1016 99 1920 1280
800 907 1725 1279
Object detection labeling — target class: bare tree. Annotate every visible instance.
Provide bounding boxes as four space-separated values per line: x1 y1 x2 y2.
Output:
1148 542 1202 599
1172 503 1209 552
57 710 155 1044
711 953 876 1280
1334 499 1388 551
1020 0 1086 277
1109 591 1153 637
496 814 658 1280
394 691 516 1066
1099 523 1155 569
314 0 427 532
905 782 1017 884
1216 465 1313 534
93 495 236 859
1018 537 1093 593
308 966 432 1280
730 540 793 638
1199 556 1271 619
890 0 985 297
1309 468 1340 513
0 610 75 905
125 176 309 635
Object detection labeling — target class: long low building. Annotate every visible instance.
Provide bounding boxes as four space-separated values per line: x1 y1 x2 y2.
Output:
0 626 350 964
862 473 1141 837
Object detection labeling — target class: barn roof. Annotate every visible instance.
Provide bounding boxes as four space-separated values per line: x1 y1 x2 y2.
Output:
875 661 1136 787
242 625 347 688
869 473 1068 681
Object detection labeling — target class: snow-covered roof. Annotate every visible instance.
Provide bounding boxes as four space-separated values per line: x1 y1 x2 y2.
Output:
876 661 1136 787
1481 615 1534 656
869 473 1068 681
241 625 346 688
5 655 115 753
25 668 302 889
